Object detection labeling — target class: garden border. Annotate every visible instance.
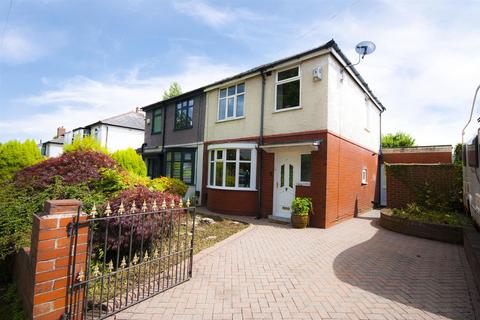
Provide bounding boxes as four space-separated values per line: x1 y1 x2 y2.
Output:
379 209 464 244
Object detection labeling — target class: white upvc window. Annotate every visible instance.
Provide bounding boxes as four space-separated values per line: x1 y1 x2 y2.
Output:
208 144 257 190
218 83 245 121
275 66 301 111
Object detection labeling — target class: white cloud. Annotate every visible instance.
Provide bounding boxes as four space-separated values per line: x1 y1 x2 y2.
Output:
172 0 263 28
293 1 480 145
0 56 242 142
0 27 66 64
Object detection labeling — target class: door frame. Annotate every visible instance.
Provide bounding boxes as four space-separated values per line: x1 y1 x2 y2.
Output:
273 150 300 218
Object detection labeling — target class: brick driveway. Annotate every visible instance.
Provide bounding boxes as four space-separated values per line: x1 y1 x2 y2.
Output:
115 211 478 320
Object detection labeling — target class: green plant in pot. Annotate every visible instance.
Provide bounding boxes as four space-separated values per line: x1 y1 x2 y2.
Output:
291 197 312 228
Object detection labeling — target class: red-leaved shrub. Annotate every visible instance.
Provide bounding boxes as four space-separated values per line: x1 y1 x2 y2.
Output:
97 186 182 255
15 151 118 188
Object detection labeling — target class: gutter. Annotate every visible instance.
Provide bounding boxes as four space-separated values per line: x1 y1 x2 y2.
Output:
257 70 267 219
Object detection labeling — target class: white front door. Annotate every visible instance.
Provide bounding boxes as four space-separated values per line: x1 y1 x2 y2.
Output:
274 152 298 218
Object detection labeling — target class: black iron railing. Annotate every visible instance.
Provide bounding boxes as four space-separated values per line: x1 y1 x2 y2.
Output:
65 199 196 320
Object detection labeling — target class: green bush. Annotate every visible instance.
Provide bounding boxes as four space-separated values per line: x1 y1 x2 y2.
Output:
111 148 147 177
1 283 25 320
150 177 188 197
63 135 108 154
0 140 43 181
291 197 312 216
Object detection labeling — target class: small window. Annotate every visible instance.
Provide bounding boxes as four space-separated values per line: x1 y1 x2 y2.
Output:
467 136 479 168
361 168 368 185
300 154 311 182
175 99 194 130
152 109 162 134
276 66 300 111
218 83 245 121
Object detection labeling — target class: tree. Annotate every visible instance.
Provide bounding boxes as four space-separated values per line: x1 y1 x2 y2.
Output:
162 82 182 100
0 140 43 181
381 132 416 148
111 148 147 177
453 143 462 165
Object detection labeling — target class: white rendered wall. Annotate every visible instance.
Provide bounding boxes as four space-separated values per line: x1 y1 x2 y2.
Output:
101 125 144 152
326 55 381 152
46 144 63 157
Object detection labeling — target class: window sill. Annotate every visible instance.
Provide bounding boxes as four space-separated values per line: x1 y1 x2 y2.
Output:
207 185 257 192
216 116 245 123
174 126 194 131
273 106 302 113
361 182 368 186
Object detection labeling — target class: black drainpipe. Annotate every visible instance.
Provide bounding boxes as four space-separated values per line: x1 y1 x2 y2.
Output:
257 70 267 219
161 105 167 175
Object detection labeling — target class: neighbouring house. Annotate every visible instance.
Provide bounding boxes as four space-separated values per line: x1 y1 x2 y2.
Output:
64 110 145 152
382 145 453 164
202 39 385 228
39 126 66 157
141 88 206 204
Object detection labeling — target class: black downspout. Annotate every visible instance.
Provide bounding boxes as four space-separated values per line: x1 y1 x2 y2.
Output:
161 106 167 176
257 70 267 219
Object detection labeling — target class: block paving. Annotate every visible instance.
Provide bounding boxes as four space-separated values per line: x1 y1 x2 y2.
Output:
114 211 478 320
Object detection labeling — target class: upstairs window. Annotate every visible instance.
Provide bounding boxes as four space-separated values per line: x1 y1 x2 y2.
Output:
276 66 300 111
152 109 162 134
218 83 245 121
175 99 194 130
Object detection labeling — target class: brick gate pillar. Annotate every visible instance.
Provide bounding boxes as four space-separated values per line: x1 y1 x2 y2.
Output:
15 200 89 320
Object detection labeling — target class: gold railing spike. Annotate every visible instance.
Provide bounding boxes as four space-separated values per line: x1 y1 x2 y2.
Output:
131 200 137 214
153 248 159 259
142 200 148 212
120 257 127 269
186 198 191 208
105 202 112 216
179 199 183 208
144 251 149 262
170 198 175 209
92 265 101 277
90 203 97 218
107 260 114 273
118 201 125 215
77 270 85 282
152 199 158 211
161 198 167 210
132 253 139 265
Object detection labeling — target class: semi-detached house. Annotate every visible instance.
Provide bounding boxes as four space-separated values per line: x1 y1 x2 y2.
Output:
141 39 385 228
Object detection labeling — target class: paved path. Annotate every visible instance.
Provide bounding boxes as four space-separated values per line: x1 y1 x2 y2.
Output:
115 211 478 320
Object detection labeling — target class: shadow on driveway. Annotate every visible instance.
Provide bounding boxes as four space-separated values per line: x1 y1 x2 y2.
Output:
333 219 476 319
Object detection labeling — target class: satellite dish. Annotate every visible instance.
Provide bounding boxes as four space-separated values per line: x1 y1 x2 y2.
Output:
355 41 376 58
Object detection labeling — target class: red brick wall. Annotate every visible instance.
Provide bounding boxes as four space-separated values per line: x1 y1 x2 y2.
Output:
324 133 378 227
206 188 259 215
383 152 452 164
385 164 458 209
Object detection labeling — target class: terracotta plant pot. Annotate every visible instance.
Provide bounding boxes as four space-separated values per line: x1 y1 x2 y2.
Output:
291 215 309 228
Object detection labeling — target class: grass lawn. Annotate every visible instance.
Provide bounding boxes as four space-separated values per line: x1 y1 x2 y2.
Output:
391 204 471 227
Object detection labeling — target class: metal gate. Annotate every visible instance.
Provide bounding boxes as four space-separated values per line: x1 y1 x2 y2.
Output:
65 198 196 319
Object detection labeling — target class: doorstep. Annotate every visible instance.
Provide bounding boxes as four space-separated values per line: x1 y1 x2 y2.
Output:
268 215 291 225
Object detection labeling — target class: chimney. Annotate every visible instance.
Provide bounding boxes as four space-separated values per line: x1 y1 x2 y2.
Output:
56 126 65 138
135 107 140 113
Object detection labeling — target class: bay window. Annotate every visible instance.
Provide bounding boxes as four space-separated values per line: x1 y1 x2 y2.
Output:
218 83 245 121
208 145 256 190
276 66 300 111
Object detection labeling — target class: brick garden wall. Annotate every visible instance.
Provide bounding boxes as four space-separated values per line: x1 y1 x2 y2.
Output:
383 152 452 164
385 164 459 209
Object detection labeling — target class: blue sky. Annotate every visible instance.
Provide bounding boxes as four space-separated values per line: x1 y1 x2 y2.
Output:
0 0 479 145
